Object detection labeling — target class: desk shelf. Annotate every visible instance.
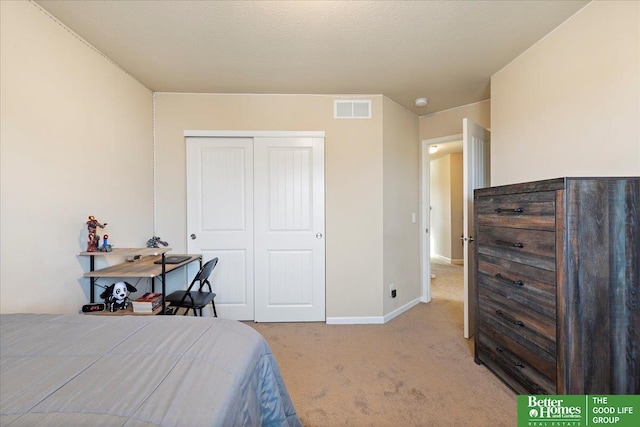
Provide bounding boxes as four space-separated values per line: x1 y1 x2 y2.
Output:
78 248 170 258
84 303 169 316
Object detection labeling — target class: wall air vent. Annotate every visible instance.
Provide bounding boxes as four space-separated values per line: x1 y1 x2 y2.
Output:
334 100 371 119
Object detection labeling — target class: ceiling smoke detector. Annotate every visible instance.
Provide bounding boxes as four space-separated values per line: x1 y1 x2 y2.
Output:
414 98 428 107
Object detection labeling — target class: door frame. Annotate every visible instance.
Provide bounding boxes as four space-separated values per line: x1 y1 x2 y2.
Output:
420 133 463 304
185 130 325 139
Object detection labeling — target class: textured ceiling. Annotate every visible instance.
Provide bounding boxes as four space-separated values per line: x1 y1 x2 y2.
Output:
34 0 589 115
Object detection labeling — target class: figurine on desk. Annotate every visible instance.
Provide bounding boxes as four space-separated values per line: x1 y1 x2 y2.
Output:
101 234 113 252
86 215 107 252
147 236 168 248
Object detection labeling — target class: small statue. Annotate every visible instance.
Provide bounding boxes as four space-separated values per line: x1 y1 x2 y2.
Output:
147 236 169 248
100 234 113 252
86 215 107 252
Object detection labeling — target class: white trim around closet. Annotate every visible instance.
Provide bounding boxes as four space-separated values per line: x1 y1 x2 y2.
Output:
184 130 325 138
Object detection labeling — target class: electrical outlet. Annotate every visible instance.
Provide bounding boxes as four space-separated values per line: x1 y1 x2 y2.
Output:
389 283 396 298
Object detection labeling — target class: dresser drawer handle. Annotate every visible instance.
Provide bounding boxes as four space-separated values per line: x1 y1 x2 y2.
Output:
495 347 526 368
494 207 524 214
495 239 524 248
495 309 525 327
495 273 524 287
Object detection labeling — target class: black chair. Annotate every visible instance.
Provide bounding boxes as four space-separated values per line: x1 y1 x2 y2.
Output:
166 257 218 317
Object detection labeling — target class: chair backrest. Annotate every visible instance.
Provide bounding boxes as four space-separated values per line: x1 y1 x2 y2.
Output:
189 257 218 291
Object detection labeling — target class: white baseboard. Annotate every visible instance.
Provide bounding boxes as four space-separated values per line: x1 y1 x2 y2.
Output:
384 297 421 323
326 297 422 325
326 316 385 325
431 254 463 265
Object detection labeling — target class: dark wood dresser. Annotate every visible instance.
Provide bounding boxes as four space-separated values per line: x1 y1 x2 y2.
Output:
473 177 639 395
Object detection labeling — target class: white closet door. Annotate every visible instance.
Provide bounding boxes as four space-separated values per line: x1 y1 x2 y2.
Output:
186 137 254 320
254 137 325 322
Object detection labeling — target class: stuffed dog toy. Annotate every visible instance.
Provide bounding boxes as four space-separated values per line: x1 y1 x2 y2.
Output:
100 281 137 312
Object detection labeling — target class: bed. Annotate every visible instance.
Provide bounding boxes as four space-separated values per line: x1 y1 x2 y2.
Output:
0 314 302 427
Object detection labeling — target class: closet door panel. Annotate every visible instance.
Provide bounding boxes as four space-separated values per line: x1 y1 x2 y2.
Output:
254 137 325 322
186 137 254 320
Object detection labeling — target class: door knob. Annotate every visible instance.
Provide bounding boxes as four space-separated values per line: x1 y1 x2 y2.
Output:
316 233 323 239
190 234 197 240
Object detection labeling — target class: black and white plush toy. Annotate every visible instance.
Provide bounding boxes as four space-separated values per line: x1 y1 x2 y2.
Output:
100 281 137 312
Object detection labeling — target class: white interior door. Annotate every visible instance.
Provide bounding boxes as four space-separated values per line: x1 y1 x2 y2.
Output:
254 137 325 322
186 137 254 320
462 119 490 338
420 141 431 302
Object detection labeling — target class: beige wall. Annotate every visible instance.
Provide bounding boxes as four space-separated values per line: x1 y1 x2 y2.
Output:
429 153 463 262
449 153 463 261
0 1 153 313
419 100 491 141
430 156 452 259
382 98 420 315
154 93 392 319
491 1 640 185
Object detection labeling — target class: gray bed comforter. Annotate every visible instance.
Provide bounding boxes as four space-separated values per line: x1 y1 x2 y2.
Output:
0 314 302 427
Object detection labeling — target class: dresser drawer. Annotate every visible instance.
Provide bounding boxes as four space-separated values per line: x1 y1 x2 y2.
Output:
477 226 555 271
476 191 556 231
477 326 556 394
478 287 556 357
477 254 556 319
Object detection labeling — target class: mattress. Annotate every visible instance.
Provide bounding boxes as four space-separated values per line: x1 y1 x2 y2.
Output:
0 314 302 427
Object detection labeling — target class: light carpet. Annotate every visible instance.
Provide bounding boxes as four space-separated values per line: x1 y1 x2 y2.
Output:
249 261 517 426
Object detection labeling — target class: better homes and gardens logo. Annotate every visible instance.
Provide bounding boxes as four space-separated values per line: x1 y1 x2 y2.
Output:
518 395 640 427
522 395 583 425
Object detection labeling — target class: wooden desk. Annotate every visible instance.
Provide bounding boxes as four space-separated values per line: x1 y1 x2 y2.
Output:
79 248 202 314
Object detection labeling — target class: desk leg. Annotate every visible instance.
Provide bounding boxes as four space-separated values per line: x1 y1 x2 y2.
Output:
90 256 95 303
161 253 167 314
